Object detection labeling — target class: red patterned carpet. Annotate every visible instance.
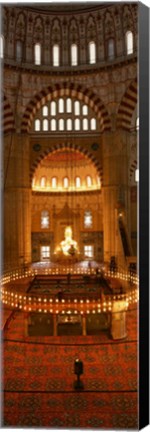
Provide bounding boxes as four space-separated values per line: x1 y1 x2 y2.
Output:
2 306 138 429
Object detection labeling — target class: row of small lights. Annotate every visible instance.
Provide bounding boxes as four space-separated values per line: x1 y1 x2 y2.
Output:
0 288 138 312
0 267 138 314
1 268 138 285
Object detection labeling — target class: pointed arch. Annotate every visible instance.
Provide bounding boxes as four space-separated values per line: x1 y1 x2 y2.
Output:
3 95 15 133
117 79 137 130
129 159 137 184
33 15 44 43
29 143 103 187
21 82 111 134
87 14 97 41
69 16 79 43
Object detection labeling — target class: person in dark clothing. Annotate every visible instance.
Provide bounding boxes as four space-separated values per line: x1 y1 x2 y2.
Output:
58 290 63 301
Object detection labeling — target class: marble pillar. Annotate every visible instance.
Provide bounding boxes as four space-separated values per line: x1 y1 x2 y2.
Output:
4 134 31 269
111 300 127 340
102 130 131 267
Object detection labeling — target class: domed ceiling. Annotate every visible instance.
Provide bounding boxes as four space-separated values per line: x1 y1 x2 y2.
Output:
32 148 101 192
25 2 111 14
43 149 87 164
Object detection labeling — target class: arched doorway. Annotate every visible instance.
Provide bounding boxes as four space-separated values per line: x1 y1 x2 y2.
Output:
31 148 103 265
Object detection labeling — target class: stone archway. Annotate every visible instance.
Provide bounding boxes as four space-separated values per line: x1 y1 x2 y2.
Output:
21 82 111 134
31 145 103 264
30 142 103 186
3 94 15 134
117 78 137 131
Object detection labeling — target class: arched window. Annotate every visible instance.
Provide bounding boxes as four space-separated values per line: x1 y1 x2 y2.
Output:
59 118 64 131
89 41 96 64
84 245 94 258
71 43 78 66
32 177 36 188
75 176 81 188
0 35 4 58
59 98 64 113
67 118 72 131
74 101 80 116
86 175 92 187
52 177 57 188
82 105 88 115
126 31 133 55
83 118 88 130
84 210 92 228
135 169 139 182
97 176 101 187
40 177 46 188
34 119 41 131
53 44 59 66
75 118 80 130
108 39 115 59
41 210 49 229
42 105 48 116
51 101 56 116
43 119 48 131
41 245 50 259
64 177 69 188
16 40 23 62
34 43 41 65
136 117 139 131
66 98 72 113
51 119 56 131
90 118 96 130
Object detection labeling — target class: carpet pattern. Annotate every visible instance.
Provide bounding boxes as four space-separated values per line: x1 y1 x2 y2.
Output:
3 393 138 429
2 306 138 429
3 340 137 392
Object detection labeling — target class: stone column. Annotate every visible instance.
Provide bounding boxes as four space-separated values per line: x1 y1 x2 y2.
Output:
102 130 131 267
82 315 86 336
53 314 57 336
24 313 29 337
111 300 127 340
4 133 31 270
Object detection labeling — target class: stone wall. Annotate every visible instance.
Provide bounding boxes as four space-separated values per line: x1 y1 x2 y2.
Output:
3 4 137 68
3 3 138 270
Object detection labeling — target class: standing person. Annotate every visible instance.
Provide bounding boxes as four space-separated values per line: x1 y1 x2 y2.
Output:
88 261 91 270
58 290 63 301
